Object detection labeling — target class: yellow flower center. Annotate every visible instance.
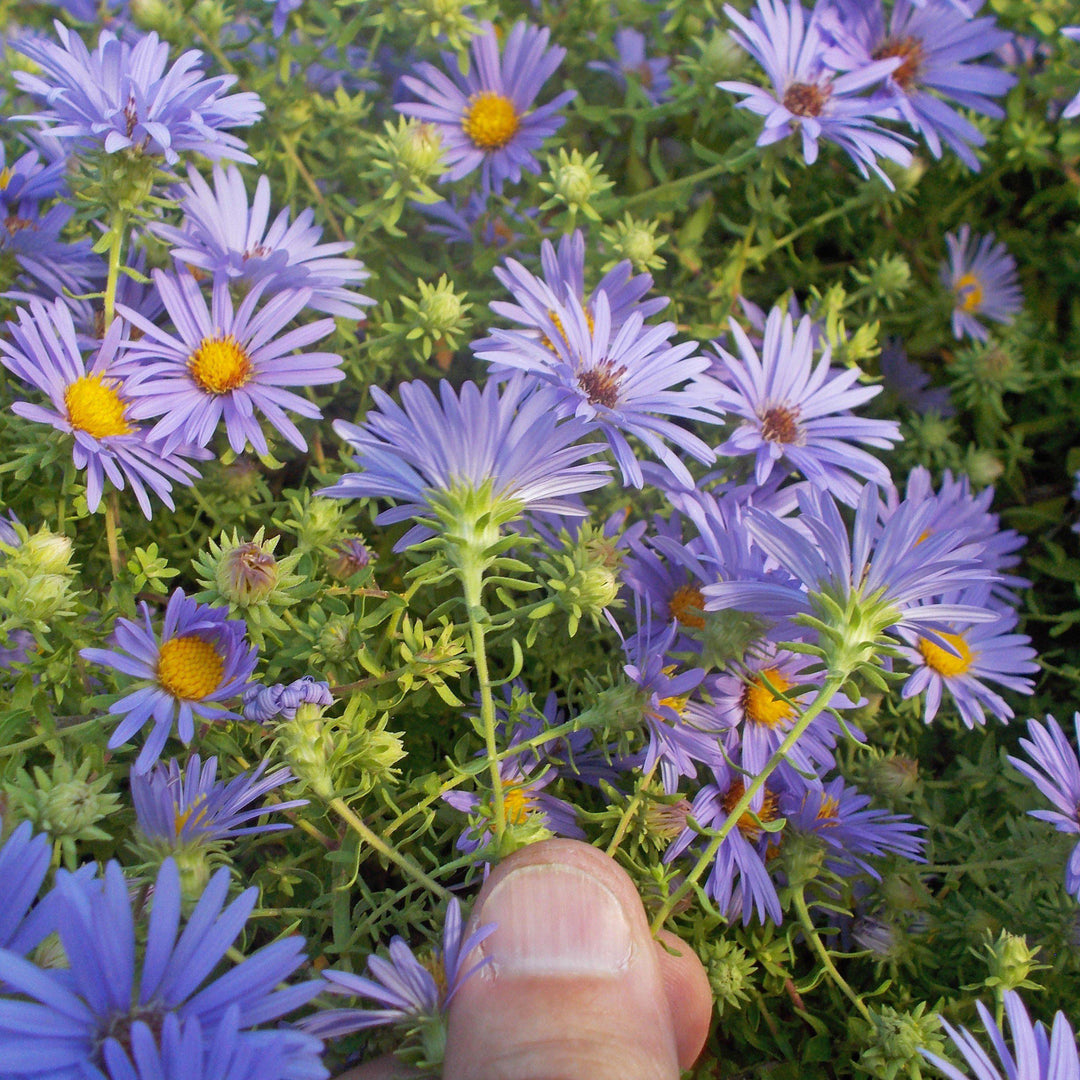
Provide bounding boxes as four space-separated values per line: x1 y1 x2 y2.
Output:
669 584 706 630
721 781 779 840
157 635 225 700
502 784 535 826
742 668 795 728
815 795 840 826
918 631 974 677
63 374 134 439
189 335 252 394
463 91 520 150
0 167 11 190
955 272 984 313
174 795 209 835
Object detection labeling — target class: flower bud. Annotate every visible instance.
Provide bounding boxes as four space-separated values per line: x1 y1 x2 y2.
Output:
217 540 278 604
318 616 355 662
702 938 756 1014
857 1004 946 1080
328 537 374 581
981 929 1046 994
869 754 919 798
20 530 74 576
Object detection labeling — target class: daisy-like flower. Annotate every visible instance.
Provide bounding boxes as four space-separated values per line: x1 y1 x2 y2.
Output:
396 21 576 195
0 819 55 957
939 225 1022 342
80 588 258 774
0 859 326 1079
1007 713 1080 900
920 989 1080 1080
319 375 611 551
302 898 495 1038
664 767 783 925
0 146 66 211
710 307 901 505
1 202 102 302
132 754 307 848
879 339 954 416
1064 29 1080 120
819 0 1016 171
897 594 1038 727
0 298 204 518
718 0 913 187
154 165 373 320
704 483 997 662
588 28 673 105
13 23 263 165
475 289 722 488
780 775 925 879
116 270 343 455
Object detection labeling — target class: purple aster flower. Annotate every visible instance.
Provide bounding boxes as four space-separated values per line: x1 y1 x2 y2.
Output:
154 165 373 320
0 146 66 211
1008 713 1080 900
132 754 307 847
396 21 576 195
477 228 668 350
780 775 925 878
264 0 303 38
663 765 783 925
80 588 258 773
940 225 1022 342
819 0 1016 171
896 592 1037 727
242 676 333 723
116 271 343 455
13 23 264 166
416 191 535 248
319 375 611 551
621 620 723 794
705 646 861 787
303 898 495 1039
0 859 325 1078
879 339 954 416
0 298 205 518
0 819 56 957
921 990 1080 1080
0 202 102 302
588 28 673 105
704 483 998 649
474 289 722 488
710 306 901 505
718 0 913 187
443 755 585 855
1064 29 1080 120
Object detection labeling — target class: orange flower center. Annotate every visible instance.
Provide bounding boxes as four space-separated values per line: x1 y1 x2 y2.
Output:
955 272 984 313
189 335 252 394
783 82 828 117
760 404 801 444
502 784 535 826
64 374 134 439
157 635 225 700
669 584 706 630
742 668 795 728
917 631 973 677
872 36 925 91
463 92 520 150
721 781 779 840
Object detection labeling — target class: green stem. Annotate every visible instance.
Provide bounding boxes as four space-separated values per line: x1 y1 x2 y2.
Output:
329 796 449 900
103 211 128 332
606 760 658 857
649 673 845 934
105 490 122 578
461 564 506 848
0 716 100 758
792 886 872 1024
621 161 732 209
281 135 347 243
766 195 875 257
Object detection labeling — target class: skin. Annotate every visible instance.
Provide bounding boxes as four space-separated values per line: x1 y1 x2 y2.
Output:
340 839 713 1080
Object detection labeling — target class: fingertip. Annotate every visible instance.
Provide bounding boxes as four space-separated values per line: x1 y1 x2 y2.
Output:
654 929 714 1070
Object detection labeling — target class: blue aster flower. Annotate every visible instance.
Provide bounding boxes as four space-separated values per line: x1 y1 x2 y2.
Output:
780 775 925 878
1 202 102 302
116 271 343 456
1064 29 1080 120
0 146 66 211
710 306 901 505
0 819 55 958
242 676 333 723
0 298 205 518
819 0 1016 171
475 288 722 488
132 754 307 848
154 166 373 320
396 21 576 195
663 766 783 925
878 339 954 416
13 23 263 166
704 483 998 654
718 0 913 187
588 28 673 105
319 375 611 551
920 990 1080 1080
417 191 535 248
939 225 1022 342
0 859 325 1079
896 593 1038 727
80 588 258 774
302 898 495 1038
1007 713 1080 901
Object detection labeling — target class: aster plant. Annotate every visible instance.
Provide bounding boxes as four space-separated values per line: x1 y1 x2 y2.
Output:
939 226 1022 343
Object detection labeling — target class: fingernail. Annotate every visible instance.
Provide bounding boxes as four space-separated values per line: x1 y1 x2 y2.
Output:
478 863 634 976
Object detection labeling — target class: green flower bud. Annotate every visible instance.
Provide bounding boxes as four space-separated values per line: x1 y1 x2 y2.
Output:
963 448 1004 487
777 829 826 888
279 714 338 801
417 276 467 334
318 615 356 662
697 29 748 81
171 843 213 902
393 118 445 178
538 149 613 220
216 540 279 604
869 754 919 798
20 530 74 576
978 929 1047 995
856 1003 947 1080
602 214 666 273
702 938 756 1015
129 0 181 33
590 681 652 733
700 609 771 670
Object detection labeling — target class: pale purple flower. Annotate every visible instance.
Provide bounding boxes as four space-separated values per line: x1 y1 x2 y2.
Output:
940 225 1022 342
